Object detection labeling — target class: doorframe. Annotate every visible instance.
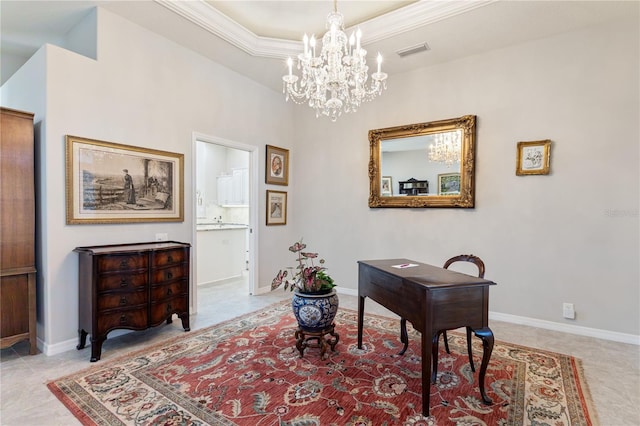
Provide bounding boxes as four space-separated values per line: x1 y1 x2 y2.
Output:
191 132 259 313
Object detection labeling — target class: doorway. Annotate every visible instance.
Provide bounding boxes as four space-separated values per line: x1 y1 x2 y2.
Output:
192 133 258 313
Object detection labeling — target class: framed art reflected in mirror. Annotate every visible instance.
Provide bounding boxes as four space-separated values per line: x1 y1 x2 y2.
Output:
438 173 461 195
381 176 393 196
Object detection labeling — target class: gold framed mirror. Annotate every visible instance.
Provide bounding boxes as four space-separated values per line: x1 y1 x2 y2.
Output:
368 115 476 208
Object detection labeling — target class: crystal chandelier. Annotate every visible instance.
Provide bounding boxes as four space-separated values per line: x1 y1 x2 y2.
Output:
428 130 461 167
282 0 388 122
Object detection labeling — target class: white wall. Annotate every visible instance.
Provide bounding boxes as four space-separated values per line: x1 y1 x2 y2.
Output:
291 17 639 338
2 7 298 353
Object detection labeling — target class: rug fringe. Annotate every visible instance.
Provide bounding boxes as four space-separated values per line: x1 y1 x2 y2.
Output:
571 357 600 426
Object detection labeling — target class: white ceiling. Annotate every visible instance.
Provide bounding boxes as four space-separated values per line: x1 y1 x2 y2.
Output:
1 1 636 91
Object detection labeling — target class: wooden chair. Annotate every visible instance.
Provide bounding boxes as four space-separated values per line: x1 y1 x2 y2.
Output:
399 254 485 383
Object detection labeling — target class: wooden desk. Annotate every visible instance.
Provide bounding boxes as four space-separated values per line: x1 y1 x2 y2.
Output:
357 258 496 417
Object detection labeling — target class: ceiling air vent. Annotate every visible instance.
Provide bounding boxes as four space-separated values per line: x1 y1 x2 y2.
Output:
396 43 430 58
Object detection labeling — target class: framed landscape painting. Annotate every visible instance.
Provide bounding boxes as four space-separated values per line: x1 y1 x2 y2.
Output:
438 173 461 195
65 135 184 224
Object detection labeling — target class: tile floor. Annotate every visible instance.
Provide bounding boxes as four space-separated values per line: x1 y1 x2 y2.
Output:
1 278 639 425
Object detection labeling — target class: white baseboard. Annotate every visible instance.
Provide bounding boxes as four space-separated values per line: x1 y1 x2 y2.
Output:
43 337 79 356
197 275 243 286
252 285 272 295
43 329 133 357
489 311 640 345
336 287 639 345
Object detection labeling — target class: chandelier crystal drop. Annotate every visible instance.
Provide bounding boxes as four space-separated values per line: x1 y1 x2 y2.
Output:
282 0 388 122
428 130 462 167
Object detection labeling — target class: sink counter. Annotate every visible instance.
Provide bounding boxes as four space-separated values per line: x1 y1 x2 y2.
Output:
197 223 248 231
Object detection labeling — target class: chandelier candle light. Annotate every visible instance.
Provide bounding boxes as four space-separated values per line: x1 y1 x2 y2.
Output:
282 0 388 121
428 130 462 167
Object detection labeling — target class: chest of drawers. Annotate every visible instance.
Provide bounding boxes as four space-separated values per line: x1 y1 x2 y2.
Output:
74 241 190 361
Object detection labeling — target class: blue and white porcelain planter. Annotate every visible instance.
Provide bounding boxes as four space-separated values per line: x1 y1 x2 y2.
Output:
291 289 339 332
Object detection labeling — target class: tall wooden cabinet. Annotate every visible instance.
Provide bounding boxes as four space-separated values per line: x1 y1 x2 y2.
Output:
74 241 191 361
0 107 37 354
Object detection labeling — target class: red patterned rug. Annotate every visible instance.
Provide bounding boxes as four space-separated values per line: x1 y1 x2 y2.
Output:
47 301 596 425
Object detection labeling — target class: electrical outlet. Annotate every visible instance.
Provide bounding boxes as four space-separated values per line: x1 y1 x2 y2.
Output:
155 233 168 242
563 302 575 319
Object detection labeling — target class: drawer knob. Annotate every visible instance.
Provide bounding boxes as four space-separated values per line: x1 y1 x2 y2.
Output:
167 272 173 279
119 296 127 305
166 304 172 313
168 256 173 263
120 259 130 269
119 314 127 324
167 288 173 295
120 278 128 287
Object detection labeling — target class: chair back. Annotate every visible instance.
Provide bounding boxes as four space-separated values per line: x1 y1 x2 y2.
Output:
443 254 485 278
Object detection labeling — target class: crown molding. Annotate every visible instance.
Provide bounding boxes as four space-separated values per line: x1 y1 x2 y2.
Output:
154 0 300 59
155 0 495 60
354 1 496 44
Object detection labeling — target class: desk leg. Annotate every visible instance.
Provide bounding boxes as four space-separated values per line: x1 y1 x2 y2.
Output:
421 332 432 417
399 318 408 355
357 295 365 349
474 327 494 405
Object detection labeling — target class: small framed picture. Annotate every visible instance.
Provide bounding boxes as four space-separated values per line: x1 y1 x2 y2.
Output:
516 140 551 175
265 144 289 185
266 190 287 226
438 173 461 195
381 176 393 196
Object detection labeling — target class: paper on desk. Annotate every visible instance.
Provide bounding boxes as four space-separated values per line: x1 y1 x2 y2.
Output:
392 263 419 269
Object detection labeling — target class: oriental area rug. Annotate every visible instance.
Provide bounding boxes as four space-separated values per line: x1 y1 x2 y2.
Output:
47 302 596 426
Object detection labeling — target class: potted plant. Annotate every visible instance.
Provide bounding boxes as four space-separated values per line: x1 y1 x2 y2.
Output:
271 239 339 331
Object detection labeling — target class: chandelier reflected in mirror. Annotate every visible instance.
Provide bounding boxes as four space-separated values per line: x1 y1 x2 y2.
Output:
282 0 388 122
428 130 462 167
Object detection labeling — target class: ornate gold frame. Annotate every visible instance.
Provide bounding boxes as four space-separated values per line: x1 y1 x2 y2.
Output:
516 140 551 176
368 115 476 208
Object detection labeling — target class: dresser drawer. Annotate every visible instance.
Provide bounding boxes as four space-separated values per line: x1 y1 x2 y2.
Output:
97 253 147 273
97 271 147 291
97 308 147 332
152 248 187 268
150 264 187 284
150 296 187 324
97 290 147 311
150 280 187 302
